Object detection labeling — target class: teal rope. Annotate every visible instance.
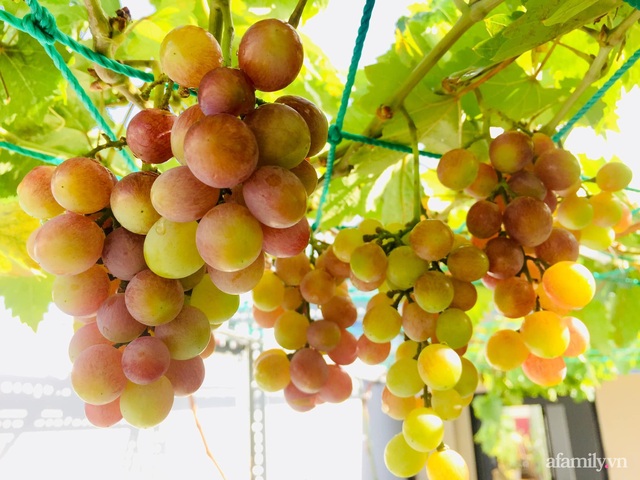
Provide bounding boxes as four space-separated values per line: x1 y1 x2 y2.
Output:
552 47 640 142
623 0 640 9
312 0 377 231
0 142 64 165
341 130 442 159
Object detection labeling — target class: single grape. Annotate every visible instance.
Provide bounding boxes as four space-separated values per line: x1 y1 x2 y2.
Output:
450 278 478 311
318 364 352 403
85 398 122 428
165 356 206 396
68 321 113 363
144 217 204 279
290 159 319 196
493 276 536 318
506 170 547 200
275 251 312 286
17 165 65 219
122 336 171 385
489 130 533 173
170 104 205 164
110 171 161 235
413 271 454 313
126 108 177 164
261 216 310 258
154 304 211 360
437 148 479 190
252 269 286 312
522 354 566 387
327 328 358 365
381 387 420 420
321 294 358 329
596 162 633 191
503 196 553 247
350 242 388 283
563 316 590 357
520 310 570 358
466 200 502 239
289 348 329 394
464 162 499 199
52 264 111 317
446 245 489 282
274 310 309 350
71 344 127 405
363 304 402 343
124 269 184 326
238 18 304 92
542 261 595 310
434 308 473 349
356 334 391 364
534 227 579 265
50 157 114 214
159 25 223 88
254 349 291 392
307 320 341 352
484 236 524 279
120 376 174 428
454 357 479 397
275 95 328 157
409 219 454 261
386 245 430 289
417 343 462 391
208 252 265 294
384 433 429 478
299 268 336 305
401 302 438 342
198 67 256 117
534 148 581 191
426 448 470 480
402 407 444 452
101 228 147 281
189 274 240 325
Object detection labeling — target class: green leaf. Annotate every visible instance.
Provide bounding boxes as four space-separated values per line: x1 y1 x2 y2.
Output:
542 0 601 26
0 197 40 276
573 288 614 354
366 158 418 226
0 31 64 131
0 274 54 331
610 285 640 348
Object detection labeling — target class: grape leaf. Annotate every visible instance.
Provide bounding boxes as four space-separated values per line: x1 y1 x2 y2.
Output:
610 285 640 348
0 31 64 131
0 274 54 331
0 198 40 276
542 0 601 26
366 158 419 226
573 288 614 354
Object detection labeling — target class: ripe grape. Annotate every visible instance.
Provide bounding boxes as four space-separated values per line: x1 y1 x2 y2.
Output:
384 432 429 478
401 302 438 342
299 268 336 305
417 343 462 391
244 103 311 169
261 216 310 258
532 132 555 156
50 157 114 214
542 261 595 310
363 304 402 343
315 245 351 279
382 387 420 420
17 165 65 219
436 148 479 190
320 294 358 329
275 252 313 286
430 388 464 420
466 200 502 239
275 95 329 157
150 166 220 223
409 219 454 261
144 218 204 279
446 245 489 282
283 382 317 413
327 328 358 365
252 269 286 312
32 212 105 275
563 316 590 357
332 228 365 263
68 321 113 363
533 148 581 191
434 308 473 349
252 304 283 329
254 349 291 392
464 162 499 199
503 196 553 247
356 335 391 364
238 19 304 92
122 336 171 385
124 269 184 326
349 242 388 283
290 159 319 196
119 376 174 428
493 276 536 318
165 356 206 396
489 130 533 173
506 170 547 200
596 162 633 191
402 407 445 452
520 310 570 358
557 194 593 230
170 104 205 164
274 310 309 350
453 357 478 397
242 165 308 228
110 171 161 235
159 25 223 88
484 236 524 279
589 192 624 228
318 364 352 403
522 354 566 387
426 448 470 480
307 320 341 352
196 203 264 272
52 264 111 317
208 252 265 294
395 340 419 360
184 114 259 188
96 293 147 343
413 271 454 313
126 108 176 164
534 227 579 265
579 224 615 250
154 304 211 360
102 228 147 281
198 67 256 117
289 348 329 394
189 274 240 325
71 344 127 405
85 398 122 428
450 278 478 311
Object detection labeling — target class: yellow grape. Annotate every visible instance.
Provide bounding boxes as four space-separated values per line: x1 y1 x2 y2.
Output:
402 407 445 452
395 340 419 360
413 271 454 313
120 376 174 428
273 310 309 350
493 276 536 318
522 354 566 387
358 218 383 236
144 218 204 279
385 358 424 398
363 304 402 343
252 270 286 312
436 148 479 191
557 195 593 230
520 310 570 359
426 448 470 480
332 228 364 262
417 344 462 391
384 433 429 478
350 242 388 283
453 357 478 397
596 162 633 192
386 245 430 289
190 274 240 325
381 387 420 420
579 224 615 250
431 388 464 420
589 192 623 228
485 329 530 371
446 245 489 282
409 219 454 261
434 308 473 349
542 261 595 310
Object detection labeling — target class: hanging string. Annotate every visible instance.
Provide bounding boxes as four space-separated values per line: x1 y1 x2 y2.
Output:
0 142 64 165
311 0 377 231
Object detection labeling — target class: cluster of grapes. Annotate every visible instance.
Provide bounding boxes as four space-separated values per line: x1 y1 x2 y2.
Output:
16 18 329 429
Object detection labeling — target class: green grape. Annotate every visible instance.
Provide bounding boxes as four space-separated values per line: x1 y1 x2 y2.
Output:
589 192 624 228
395 339 419 361
386 245 430 289
417 343 462 391
446 245 489 282
434 308 473 349
453 357 478 397
252 269 286 312
384 433 429 478
414 271 454 314
274 310 309 350
557 195 593 230
385 358 424 398
363 304 402 343
154 305 211 360
579 224 615 250
431 388 464 420
190 274 240 325
489 130 533 173
120 376 175 428
144 217 204 279
402 407 445 452
254 349 291 392
349 242 388 283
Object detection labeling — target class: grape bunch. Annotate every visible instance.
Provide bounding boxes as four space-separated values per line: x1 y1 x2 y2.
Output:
16 18 328 429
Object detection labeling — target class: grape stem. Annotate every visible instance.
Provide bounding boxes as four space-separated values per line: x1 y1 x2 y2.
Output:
84 136 127 159
288 0 309 29
208 0 224 41
399 105 423 223
211 0 234 67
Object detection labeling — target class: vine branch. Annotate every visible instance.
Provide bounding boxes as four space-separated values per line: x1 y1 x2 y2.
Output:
288 0 309 29
211 0 234 66
400 105 423 222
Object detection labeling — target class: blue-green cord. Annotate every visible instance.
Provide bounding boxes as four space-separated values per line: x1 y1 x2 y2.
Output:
552 47 640 143
0 142 64 165
623 0 640 9
312 0 377 231
340 130 442 159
